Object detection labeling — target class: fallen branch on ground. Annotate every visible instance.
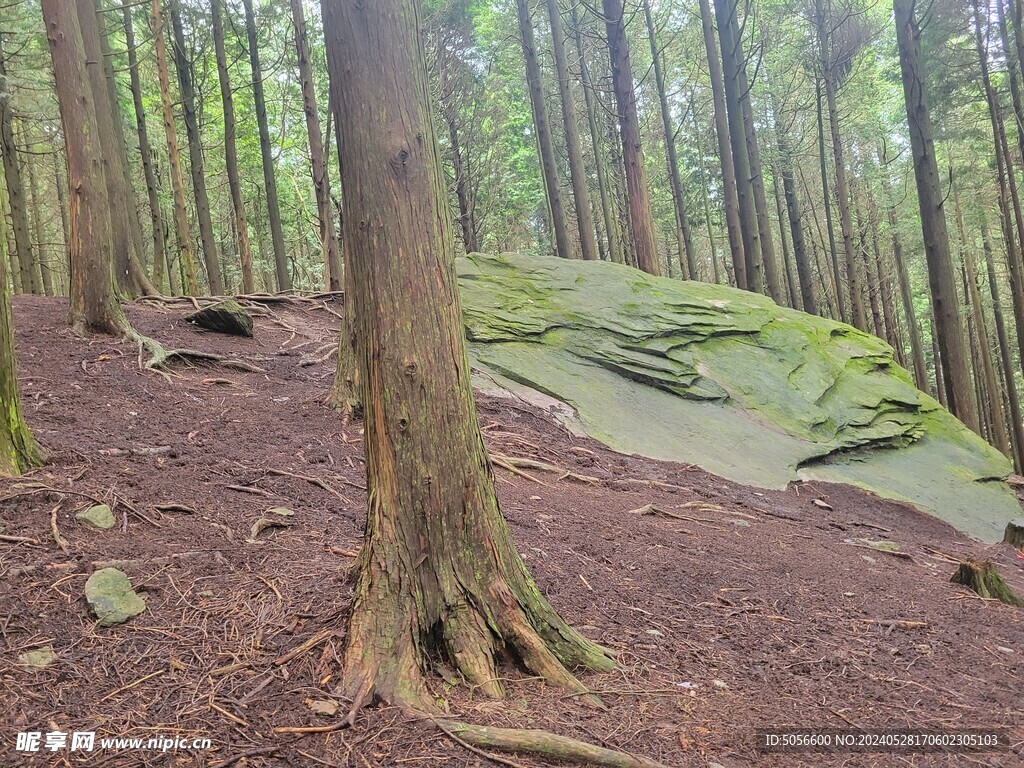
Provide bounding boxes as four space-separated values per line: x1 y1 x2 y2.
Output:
490 454 599 484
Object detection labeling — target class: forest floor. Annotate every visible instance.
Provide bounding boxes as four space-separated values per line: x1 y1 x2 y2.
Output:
1 295 1022 768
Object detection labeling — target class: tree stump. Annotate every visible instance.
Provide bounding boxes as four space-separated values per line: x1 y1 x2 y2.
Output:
951 560 1023 607
1004 518 1024 548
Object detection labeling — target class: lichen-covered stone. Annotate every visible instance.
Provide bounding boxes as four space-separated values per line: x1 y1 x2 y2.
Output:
458 252 1019 542
18 646 55 668
76 504 115 529
85 568 145 627
186 300 254 337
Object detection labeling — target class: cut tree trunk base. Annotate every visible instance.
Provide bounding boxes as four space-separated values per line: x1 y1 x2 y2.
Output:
951 560 1024 607
1004 518 1024 548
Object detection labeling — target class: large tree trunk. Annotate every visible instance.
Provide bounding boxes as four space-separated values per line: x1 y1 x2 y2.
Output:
0 40 41 296
211 0 254 294
515 0 572 260
697 0 745 288
243 0 291 291
0 194 41 475
123 3 169 294
573 7 622 265
603 0 660 275
151 0 199 295
170 5 223 294
894 0 979 432
322 0 613 712
548 0 598 262
714 0 763 292
291 0 342 291
43 0 124 334
642 0 696 279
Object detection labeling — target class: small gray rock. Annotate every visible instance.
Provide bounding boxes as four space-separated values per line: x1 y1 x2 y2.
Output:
18 646 56 668
85 568 146 627
185 300 254 337
76 504 115 529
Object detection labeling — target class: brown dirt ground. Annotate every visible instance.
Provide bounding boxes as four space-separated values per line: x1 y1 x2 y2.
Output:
1 294 1022 768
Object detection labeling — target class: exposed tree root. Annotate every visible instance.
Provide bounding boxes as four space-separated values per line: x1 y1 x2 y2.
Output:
123 327 263 375
951 560 1024 607
433 718 671 768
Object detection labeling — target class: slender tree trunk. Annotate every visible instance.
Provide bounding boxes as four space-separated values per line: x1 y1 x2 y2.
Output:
290 0 342 290
548 0 598 262
816 80 846 323
515 0 572 260
867 191 901 354
643 0 696 278
714 0 761 291
26 151 53 296
210 0 254 294
123 3 168 294
0 41 41 295
692 106 726 284
772 161 798 307
0 185 41 475
697 0 745 288
573 7 622 265
151 0 199 294
777 124 815 312
170 5 222 294
321 0 613 712
894 0 979 431
981 213 1024 471
817 0 866 330
243 0 291 290
43 0 124 334
53 149 70 293
854 191 885 338
604 0 660 275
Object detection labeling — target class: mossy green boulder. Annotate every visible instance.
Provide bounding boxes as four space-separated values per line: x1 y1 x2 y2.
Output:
76 504 115 529
457 252 1019 542
85 568 146 627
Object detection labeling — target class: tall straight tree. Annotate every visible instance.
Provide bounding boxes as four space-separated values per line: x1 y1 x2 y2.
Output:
642 0 697 279
714 0 763 292
151 0 199 294
515 0 571 260
43 0 124 333
0 38 41 296
243 0 291 290
547 0 598 262
893 0 979 432
815 0 867 330
211 0 254 293
603 0 660 275
170 4 223 294
322 0 614 711
0 170 41 475
291 0 343 290
122 3 169 293
697 0 745 287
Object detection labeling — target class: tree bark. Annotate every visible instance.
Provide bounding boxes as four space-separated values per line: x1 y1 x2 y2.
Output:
816 79 846 323
151 0 199 295
0 186 41 475
776 122 815 312
322 0 613 712
53 148 70 293
170 4 223 294
548 0 598 262
894 0 979 431
43 0 125 333
291 0 342 291
697 0 745 288
123 2 169 294
642 0 696 278
604 0 660 275
0 40 41 295
26 149 53 296
243 0 291 291
714 0 762 292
